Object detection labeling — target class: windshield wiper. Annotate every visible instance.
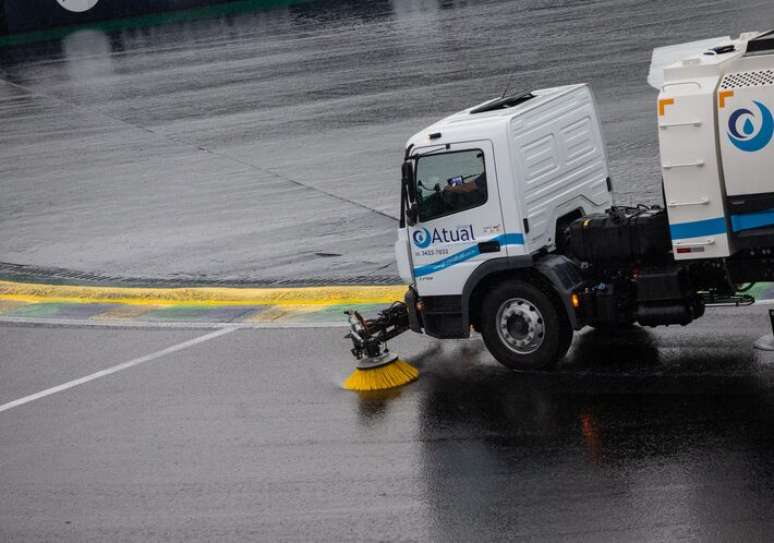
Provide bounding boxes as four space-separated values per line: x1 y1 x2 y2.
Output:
408 144 450 160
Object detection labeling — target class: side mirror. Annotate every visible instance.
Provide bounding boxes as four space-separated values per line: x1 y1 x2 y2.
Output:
406 204 418 226
402 162 416 202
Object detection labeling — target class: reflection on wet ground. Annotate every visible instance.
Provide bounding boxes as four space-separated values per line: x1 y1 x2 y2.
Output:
354 306 774 540
414 361 774 540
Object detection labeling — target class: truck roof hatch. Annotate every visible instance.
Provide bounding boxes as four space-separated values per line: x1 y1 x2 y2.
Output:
469 92 535 114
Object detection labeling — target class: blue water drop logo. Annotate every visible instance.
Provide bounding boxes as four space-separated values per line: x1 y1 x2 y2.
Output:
412 227 432 249
727 101 774 152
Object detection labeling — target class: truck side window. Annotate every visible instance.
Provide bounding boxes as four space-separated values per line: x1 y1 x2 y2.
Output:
414 149 487 222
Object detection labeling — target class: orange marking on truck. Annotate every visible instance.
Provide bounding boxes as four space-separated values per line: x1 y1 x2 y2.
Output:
719 90 734 108
658 98 674 117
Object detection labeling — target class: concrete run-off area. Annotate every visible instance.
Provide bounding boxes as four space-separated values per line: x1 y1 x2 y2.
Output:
2 0 774 283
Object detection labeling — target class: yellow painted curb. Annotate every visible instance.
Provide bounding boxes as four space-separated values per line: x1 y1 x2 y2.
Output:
0 280 407 306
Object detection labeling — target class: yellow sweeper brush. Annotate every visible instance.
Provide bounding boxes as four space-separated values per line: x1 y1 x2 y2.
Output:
342 353 419 391
343 304 419 391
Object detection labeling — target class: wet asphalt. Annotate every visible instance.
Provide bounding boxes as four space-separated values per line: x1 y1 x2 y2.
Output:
2 0 774 282
2 304 774 541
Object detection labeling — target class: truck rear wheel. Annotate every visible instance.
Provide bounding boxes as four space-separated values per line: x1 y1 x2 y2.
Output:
480 280 572 371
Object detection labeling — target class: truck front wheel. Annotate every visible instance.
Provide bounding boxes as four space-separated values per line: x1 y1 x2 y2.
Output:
479 280 572 371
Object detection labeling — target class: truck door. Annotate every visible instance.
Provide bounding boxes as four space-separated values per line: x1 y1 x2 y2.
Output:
408 141 506 297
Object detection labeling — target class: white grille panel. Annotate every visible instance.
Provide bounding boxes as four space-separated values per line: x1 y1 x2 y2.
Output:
720 70 774 89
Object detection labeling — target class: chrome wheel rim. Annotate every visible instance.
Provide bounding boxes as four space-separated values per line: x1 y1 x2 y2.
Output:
496 297 545 355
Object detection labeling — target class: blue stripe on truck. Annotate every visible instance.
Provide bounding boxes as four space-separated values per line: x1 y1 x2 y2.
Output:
413 233 524 277
669 217 727 240
730 208 774 232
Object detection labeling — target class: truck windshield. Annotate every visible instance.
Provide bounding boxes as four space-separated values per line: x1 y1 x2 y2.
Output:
414 149 487 222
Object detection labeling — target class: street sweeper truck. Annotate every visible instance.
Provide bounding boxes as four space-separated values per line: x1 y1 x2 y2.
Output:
344 30 774 390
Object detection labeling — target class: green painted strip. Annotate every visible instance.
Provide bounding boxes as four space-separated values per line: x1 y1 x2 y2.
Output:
7 303 67 317
0 0 313 47
750 282 774 300
142 305 259 322
0 300 383 325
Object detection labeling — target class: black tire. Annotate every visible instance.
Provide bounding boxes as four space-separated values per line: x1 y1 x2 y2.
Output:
479 279 573 371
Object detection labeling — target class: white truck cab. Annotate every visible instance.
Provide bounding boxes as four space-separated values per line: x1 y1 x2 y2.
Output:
396 84 612 293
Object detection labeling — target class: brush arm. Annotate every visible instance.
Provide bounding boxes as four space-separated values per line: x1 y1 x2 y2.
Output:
345 302 410 360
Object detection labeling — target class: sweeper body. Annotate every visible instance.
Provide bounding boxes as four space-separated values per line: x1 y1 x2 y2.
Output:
345 30 774 384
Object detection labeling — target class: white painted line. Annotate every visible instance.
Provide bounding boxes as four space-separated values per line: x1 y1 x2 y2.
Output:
0 327 236 415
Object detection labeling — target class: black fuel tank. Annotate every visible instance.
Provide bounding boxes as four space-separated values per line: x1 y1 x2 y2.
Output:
565 207 671 263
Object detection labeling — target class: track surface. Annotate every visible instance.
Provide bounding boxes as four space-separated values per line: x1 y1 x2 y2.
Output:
2 0 774 282
3 304 774 541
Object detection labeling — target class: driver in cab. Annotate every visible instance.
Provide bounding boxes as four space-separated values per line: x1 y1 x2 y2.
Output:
417 170 487 218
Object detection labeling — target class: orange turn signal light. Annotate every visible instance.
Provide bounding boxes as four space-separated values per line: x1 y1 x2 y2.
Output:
571 293 581 309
